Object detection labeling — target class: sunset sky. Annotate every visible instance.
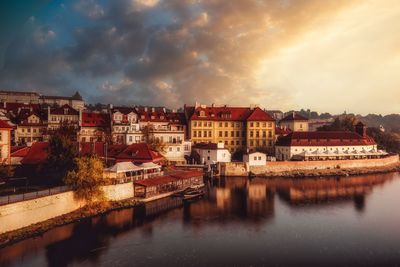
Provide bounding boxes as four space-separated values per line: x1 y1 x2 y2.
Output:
0 0 399 115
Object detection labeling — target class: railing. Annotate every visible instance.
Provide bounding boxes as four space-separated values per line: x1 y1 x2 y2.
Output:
0 185 71 206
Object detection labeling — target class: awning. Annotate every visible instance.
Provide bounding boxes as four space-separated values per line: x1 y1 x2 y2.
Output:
138 162 162 170
106 162 143 173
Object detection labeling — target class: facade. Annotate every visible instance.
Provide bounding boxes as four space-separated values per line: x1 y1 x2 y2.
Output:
279 112 309 132
47 104 80 130
243 152 267 166
79 111 110 142
15 110 47 145
40 92 84 110
111 106 142 144
192 142 231 165
275 123 384 161
0 120 12 164
185 104 275 153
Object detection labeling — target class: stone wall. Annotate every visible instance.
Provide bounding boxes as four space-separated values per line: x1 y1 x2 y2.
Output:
221 155 399 176
0 183 134 234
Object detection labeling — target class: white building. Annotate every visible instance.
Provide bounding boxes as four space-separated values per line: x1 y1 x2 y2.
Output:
0 120 12 164
280 112 309 132
275 123 385 161
243 152 267 166
111 106 142 144
192 142 231 166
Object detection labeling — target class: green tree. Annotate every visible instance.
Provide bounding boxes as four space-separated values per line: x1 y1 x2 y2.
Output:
47 123 79 182
65 156 106 205
318 115 357 132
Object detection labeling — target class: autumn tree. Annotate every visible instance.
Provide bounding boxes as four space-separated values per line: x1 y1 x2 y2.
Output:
65 156 106 205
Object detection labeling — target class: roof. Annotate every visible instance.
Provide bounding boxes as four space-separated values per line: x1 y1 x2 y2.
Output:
137 162 161 169
246 107 275 121
0 119 12 129
275 131 376 147
81 111 110 127
20 142 49 165
116 143 164 163
50 104 79 115
11 146 30 157
106 162 142 173
112 106 137 115
134 175 176 187
280 112 309 122
169 170 203 179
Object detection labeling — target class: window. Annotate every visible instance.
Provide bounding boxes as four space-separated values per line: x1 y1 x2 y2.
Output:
250 131 254 137
199 122 202 127
268 131 272 138
225 122 228 127
169 147 172 152
250 140 254 146
262 122 266 127
219 131 222 137
258 156 261 160
300 124 303 129
250 122 254 127
254 156 257 160
204 131 207 137
225 131 228 137
177 147 180 152
236 131 240 137
193 131 197 137
208 131 212 137
256 122 259 127
129 136 133 142
224 141 228 145
268 123 272 127
193 122 197 127
231 131 234 137
231 122 234 127
263 131 266 137
198 131 202 137
208 122 212 127
256 131 259 138
219 122 222 127
231 141 234 145
236 141 239 145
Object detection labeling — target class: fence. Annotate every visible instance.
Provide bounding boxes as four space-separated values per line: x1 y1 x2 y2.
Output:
0 185 71 206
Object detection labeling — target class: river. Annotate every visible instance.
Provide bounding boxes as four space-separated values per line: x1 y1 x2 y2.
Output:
1 172 400 267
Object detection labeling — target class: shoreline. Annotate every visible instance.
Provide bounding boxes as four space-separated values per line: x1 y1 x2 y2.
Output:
0 198 142 249
250 163 400 178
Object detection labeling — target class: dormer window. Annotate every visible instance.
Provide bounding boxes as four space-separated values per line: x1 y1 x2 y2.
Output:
64 108 68 115
200 110 205 117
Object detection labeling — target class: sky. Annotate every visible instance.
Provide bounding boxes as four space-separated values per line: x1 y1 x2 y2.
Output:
0 0 399 115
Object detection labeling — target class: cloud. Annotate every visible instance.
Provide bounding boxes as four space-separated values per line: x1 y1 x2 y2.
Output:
7 0 398 114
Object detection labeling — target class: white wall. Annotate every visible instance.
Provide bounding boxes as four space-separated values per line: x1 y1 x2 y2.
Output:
243 152 266 166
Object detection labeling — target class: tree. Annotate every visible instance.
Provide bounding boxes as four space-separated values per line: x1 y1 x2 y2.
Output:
47 123 79 183
65 156 106 205
367 127 400 154
141 125 167 152
318 115 357 132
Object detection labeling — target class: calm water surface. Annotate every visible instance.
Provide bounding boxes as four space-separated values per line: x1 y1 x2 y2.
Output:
1 172 400 267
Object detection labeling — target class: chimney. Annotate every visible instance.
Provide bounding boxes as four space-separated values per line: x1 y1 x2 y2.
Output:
144 107 148 112
3 102 6 109
163 107 166 113
109 103 113 109
152 107 155 113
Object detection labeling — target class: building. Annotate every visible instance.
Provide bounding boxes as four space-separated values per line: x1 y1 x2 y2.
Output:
0 90 85 110
0 120 12 164
275 122 385 161
243 152 267 166
192 142 231 165
110 106 142 144
79 111 110 142
47 104 80 131
266 110 284 121
14 109 47 145
279 112 309 132
40 92 84 110
185 104 275 153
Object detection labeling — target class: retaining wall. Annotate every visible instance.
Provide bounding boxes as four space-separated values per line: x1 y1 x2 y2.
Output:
0 183 134 234
221 155 399 176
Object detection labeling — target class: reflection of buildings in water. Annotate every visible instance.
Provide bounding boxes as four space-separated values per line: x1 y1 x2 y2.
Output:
216 188 231 210
246 183 274 219
269 173 395 210
0 224 75 265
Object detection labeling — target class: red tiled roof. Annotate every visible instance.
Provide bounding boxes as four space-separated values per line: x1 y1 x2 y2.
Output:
134 175 176 187
115 143 164 163
280 112 309 122
189 106 253 121
246 107 275 121
112 106 137 115
11 146 30 157
0 103 41 114
0 119 12 128
81 112 110 127
275 131 376 147
20 142 49 165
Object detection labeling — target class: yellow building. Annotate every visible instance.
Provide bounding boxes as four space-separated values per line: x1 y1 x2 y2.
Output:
279 112 309 132
185 105 276 153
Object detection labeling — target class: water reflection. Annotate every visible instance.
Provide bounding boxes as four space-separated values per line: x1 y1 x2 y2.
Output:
0 172 398 267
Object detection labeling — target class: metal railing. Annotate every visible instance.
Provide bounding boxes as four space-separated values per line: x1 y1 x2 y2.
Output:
0 185 71 206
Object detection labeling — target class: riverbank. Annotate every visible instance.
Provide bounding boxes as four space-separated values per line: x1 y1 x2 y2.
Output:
252 163 400 178
0 198 142 249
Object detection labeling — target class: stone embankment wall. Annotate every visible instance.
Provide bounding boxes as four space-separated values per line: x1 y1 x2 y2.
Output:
221 155 400 176
0 183 134 234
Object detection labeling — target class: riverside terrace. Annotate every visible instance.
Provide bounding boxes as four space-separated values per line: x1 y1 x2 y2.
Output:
133 170 204 199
